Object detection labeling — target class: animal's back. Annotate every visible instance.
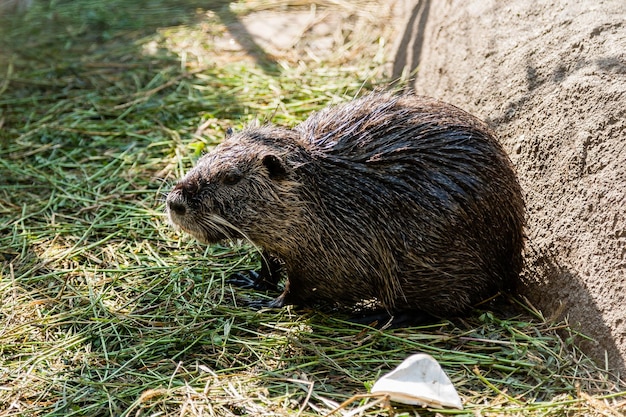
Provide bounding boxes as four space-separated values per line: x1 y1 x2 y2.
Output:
288 93 525 315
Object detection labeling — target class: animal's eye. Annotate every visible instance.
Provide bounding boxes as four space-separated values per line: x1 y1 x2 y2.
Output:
221 170 242 186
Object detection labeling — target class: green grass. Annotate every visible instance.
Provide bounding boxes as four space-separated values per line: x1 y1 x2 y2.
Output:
1 1 625 416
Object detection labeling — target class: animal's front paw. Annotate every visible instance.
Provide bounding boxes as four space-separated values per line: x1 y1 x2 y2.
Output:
227 270 266 290
244 293 287 310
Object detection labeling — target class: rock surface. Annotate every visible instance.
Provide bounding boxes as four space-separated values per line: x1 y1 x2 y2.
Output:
395 0 626 372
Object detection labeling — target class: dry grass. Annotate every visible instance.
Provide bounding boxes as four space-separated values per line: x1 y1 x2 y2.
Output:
1 1 625 416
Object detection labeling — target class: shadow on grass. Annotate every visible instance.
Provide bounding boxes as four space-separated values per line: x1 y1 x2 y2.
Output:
0 0 278 149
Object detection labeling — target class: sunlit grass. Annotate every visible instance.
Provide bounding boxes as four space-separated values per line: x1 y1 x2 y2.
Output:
0 1 624 416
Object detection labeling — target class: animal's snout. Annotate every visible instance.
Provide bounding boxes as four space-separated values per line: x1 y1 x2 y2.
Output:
167 197 187 215
167 180 199 216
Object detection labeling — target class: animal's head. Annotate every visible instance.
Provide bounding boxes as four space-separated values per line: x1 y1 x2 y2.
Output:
166 127 304 246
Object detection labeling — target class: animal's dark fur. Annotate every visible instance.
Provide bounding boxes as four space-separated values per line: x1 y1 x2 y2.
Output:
166 92 525 317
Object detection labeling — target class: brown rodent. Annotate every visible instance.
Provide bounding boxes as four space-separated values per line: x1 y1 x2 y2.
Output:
166 92 525 317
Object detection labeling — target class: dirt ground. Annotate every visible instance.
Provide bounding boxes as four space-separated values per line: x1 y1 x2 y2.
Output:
397 0 626 373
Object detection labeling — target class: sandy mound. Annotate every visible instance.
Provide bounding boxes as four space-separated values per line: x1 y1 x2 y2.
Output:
395 0 626 372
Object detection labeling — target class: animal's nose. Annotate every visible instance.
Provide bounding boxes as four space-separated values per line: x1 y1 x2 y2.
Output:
167 178 203 215
167 180 198 215
167 199 186 215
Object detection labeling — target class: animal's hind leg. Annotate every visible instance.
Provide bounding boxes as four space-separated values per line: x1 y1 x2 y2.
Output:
350 309 436 328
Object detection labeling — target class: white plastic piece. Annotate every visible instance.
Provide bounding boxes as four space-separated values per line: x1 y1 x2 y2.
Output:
371 353 463 409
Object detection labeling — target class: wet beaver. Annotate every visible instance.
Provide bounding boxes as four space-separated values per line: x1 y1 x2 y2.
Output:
166 92 525 318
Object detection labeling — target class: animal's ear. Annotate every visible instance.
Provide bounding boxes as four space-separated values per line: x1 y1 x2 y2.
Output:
262 154 288 180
